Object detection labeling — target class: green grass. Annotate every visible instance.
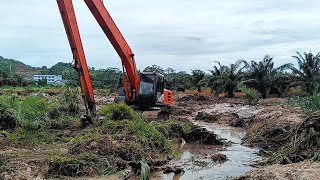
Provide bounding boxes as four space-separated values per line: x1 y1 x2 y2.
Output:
0 98 196 177
2 128 62 145
48 151 117 177
99 103 172 152
99 103 139 121
288 93 320 114
243 87 261 105
0 89 80 131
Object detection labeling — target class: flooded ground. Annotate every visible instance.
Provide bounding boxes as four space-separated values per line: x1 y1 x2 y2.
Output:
155 122 261 180
2 92 319 180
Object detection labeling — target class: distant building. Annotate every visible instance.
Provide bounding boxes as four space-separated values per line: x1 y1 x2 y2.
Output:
33 75 64 85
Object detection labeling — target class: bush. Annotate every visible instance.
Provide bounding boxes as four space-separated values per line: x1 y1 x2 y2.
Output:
290 94 320 114
0 93 79 131
99 103 171 152
287 86 307 97
48 151 117 177
243 87 261 105
59 88 80 115
99 103 139 121
18 96 51 130
0 95 18 129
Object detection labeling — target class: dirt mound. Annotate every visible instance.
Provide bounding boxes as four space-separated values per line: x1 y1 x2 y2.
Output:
244 112 320 164
195 111 245 127
171 106 193 116
70 135 142 163
275 115 320 163
210 153 228 163
234 161 320 180
0 154 48 180
177 94 209 102
184 127 225 145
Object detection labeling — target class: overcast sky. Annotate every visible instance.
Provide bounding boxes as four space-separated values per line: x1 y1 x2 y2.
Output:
1 0 320 72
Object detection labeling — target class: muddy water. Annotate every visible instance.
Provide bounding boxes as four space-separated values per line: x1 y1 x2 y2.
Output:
158 121 261 180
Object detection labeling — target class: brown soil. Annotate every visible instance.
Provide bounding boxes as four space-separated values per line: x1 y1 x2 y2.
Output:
173 94 320 180
2 91 319 180
234 161 320 180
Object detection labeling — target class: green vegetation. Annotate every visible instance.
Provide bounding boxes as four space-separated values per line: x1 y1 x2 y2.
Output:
48 150 118 177
191 69 206 92
3 50 320 97
0 94 195 178
0 91 79 131
210 60 246 97
289 52 320 95
243 87 261 105
289 94 320 114
243 55 292 98
99 103 171 152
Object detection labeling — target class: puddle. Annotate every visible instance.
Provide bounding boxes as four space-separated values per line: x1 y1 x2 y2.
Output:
156 121 261 180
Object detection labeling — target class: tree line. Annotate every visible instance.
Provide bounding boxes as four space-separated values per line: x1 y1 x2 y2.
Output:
1 51 319 99
144 51 320 98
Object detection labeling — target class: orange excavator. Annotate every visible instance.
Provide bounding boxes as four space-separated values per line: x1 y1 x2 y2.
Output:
56 0 173 125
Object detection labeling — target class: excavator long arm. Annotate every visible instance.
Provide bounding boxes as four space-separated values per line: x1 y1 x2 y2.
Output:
83 0 140 101
57 0 96 116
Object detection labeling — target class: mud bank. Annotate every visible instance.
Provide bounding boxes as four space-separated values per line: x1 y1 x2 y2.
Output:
156 122 261 180
173 94 320 180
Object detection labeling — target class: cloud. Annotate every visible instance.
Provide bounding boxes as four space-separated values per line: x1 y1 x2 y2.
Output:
0 0 320 72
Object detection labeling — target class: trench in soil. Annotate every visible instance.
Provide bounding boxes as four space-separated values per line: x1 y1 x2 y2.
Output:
155 121 261 180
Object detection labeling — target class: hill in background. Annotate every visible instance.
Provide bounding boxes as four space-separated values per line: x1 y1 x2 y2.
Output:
0 56 42 78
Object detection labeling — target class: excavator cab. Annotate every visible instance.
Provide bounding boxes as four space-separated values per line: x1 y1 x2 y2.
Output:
137 72 166 109
117 72 173 110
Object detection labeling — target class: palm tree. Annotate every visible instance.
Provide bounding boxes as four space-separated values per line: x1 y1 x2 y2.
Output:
289 52 320 95
210 60 246 97
191 69 206 92
244 55 291 98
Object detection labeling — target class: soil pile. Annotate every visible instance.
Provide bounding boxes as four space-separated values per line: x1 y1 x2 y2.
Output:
234 161 320 180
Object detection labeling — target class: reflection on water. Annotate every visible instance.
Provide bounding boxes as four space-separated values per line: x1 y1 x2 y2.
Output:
159 121 261 180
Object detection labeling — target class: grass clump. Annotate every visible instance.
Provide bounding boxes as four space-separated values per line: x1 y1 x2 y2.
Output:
152 119 195 139
287 93 320 114
99 103 171 152
0 88 82 146
243 87 261 105
59 88 80 115
0 88 80 131
4 128 61 145
0 95 18 130
48 151 117 177
311 151 320 161
99 103 138 121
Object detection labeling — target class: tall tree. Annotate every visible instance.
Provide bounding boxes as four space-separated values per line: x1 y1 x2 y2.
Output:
210 60 246 97
244 55 291 98
143 65 164 74
191 69 206 92
289 52 320 95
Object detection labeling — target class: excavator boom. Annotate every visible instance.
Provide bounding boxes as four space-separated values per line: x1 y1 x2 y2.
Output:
57 0 96 117
84 0 140 101
57 0 173 120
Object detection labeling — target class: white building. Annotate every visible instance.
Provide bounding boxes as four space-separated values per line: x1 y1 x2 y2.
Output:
33 75 63 85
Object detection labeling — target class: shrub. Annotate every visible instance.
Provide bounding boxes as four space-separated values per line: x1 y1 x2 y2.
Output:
99 103 171 152
287 86 307 97
0 93 79 131
99 103 139 121
290 94 320 114
243 87 261 105
48 151 117 177
59 88 80 115
18 96 51 130
0 95 18 129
